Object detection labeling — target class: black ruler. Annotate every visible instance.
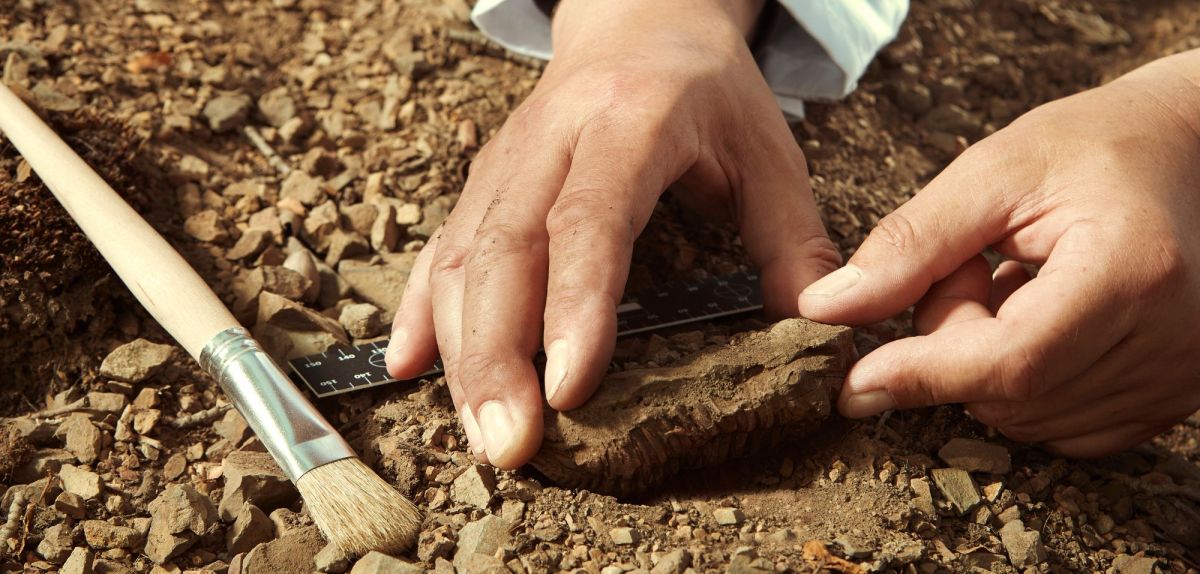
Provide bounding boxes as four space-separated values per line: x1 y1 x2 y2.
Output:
288 270 763 398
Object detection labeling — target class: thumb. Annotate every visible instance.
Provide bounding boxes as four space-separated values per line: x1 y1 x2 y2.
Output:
798 146 1030 325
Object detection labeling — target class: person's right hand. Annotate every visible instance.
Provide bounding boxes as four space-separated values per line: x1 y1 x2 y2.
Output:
385 0 841 469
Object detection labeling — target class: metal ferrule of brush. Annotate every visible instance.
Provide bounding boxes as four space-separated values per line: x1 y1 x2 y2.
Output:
199 327 355 482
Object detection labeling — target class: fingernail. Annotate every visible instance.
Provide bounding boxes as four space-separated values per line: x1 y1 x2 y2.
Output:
385 328 408 360
801 265 863 298
460 403 487 456
842 390 896 418
544 339 570 402
478 401 514 460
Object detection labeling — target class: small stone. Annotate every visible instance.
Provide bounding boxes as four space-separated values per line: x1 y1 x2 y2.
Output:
919 104 981 136
258 87 296 127
456 119 478 150
213 409 251 445
184 209 229 242
219 450 298 520
393 203 421 226
241 525 323 573
82 520 143 550
87 392 128 413
370 204 399 253
163 453 187 480
145 484 219 563
38 522 76 563
350 551 423 574
55 491 87 519
457 554 508 574
337 253 417 317
1112 554 1157 574
938 438 1011 474
610 527 638 545
997 505 1021 525
204 92 252 132
60 464 103 500
336 303 381 339
57 415 103 463
226 503 273 555
315 543 351 573
282 250 322 303
324 230 370 265
713 507 744 526
910 476 936 515
226 229 273 261
649 548 690 574
132 408 161 435
132 388 159 409
453 515 511 570
100 339 174 383
416 527 456 562
303 201 340 249
280 171 326 206
451 464 496 508
61 547 94 574
254 291 349 358
999 521 1047 568
341 203 379 237
894 82 933 115
259 265 312 301
931 468 980 515
177 155 210 182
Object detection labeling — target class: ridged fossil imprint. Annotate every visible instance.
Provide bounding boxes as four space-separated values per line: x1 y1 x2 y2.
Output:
530 318 855 496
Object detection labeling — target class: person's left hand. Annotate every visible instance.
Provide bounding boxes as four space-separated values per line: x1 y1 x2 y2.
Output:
799 49 1200 457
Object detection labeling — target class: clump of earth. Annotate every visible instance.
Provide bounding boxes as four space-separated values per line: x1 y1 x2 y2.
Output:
2 1 1199 573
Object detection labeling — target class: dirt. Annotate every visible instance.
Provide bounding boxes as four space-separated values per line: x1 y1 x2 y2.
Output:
2 1 1200 573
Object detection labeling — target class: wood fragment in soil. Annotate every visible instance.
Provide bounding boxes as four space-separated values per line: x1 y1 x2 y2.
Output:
530 318 854 496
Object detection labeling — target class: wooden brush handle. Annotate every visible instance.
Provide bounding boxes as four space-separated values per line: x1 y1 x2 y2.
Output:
0 83 240 360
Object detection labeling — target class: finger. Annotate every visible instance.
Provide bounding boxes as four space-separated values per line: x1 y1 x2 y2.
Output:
542 126 684 410
385 233 441 379
839 229 1135 418
728 125 842 317
989 260 1032 313
912 254 993 335
428 219 482 457
1041 421 1173 459
798 138 1043 325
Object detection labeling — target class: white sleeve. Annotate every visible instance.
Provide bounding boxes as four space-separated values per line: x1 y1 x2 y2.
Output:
470 0 908 117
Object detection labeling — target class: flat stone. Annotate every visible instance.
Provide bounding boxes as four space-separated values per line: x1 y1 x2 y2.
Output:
713 508 744 526
999 520 1046 567
281 171 326 207
38 522 76 563
213 409 251 445
13 448 75 483
219 450 298 520
254 291 349 359
163 453 187 480
82 520 143 550
100 339 174 383
610 527 638 545
931 468 980 515
997 505 1021 525
453 515 510 570
55 491 87 519
204 92 252 132
57 415 103 464
226 229 273 261
184 209 229 242
349 551 423 574
938 438 1011 474
315 543 351 573
259 265 313 301
241 525 324 574
338 303 382 339
370 204 398 253
61 547 94 574
145 484 219 563
226 503 273 555
324 230 370 266
1112 554 1157 574
86 392 128 413
60 463 103 500
337 253 417 317
451 464 496 508
258 87 296 127
650 548 691 574
910 476 936 515
341 203 379 237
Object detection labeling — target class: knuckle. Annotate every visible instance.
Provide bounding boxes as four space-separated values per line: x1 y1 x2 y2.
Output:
431 243 469 276
467 221 541 269
454 350 507 395
546 193 632 243
966 402 1019 430
999 343 1047 402
869 211 922 256
799 234 844 272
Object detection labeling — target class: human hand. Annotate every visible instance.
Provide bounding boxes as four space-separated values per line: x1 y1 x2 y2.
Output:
386 0 841 468
799 49 1200 457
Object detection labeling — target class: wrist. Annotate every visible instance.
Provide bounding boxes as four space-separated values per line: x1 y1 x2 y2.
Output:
551 0 763 55
1120 49 1200 144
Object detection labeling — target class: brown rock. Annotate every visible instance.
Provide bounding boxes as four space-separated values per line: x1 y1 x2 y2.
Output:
938 438 1011 474
1112 554 1157 574
227 503 273 555
82 520 143 550
281 171 326 207
87 392 127 413
184 209 230 242
57 416 104 464
213 409 251 445
369 204 398 253
254 291 349 359
60 463 103 500
204 92 252 132
451 465 495 508
219 451 298 520
324 230 369 266
100 339 174 383
999 520 1047 567
260 265 313 301
282 249 322 304
226 229 273 261
55 491 87 519
241 525 324 574
258 86 296 127
163 453 187 480
931 468 981 515
453 515 511 571
339 303 383 339
145 484 219 563
341 203 379 237
337 253 417 317
531 319 853 495
38 522 76 563
350 551 423 574
61 547 94 574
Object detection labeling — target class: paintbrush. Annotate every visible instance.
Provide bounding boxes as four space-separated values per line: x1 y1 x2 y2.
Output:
0 83 421 556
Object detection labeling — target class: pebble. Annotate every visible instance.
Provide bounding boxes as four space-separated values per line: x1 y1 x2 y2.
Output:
100 339 174 383
282 250 322 303
184 209 229 243
61 547 94 574
226 229 273 261
919 104 982 136
55 491 87 519
997 505 1021 525
370 204 399 253
163 453 187 480
649 548 690 574
349 551 424 574
204 92 252 132
213 409 251 444
894 82 933 115
82 520 144 550
58 417 104 464
938 438 1011 474
280 171 326 207
324 230 370 265
610 527 639 545
999 520 1047 567
61 463 103 500
1112 554 1157 574
218 450 298 520
241 525 324 574
145 484 219 563
226 503 273 555
713 507 744 526
337 253 417 317
258 87 296 127
38 522 76 563
930 468 980 515
451 464 496 508
454 514 511 570
87 392 128 413
315 543 351 573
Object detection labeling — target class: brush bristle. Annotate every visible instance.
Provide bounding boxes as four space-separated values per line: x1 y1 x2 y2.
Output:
296 457 423 556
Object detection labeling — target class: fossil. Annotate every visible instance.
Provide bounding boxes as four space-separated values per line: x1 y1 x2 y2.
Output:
530 318 855 496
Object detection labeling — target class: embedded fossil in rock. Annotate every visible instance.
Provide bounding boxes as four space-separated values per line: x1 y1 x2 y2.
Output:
530 318 854 496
